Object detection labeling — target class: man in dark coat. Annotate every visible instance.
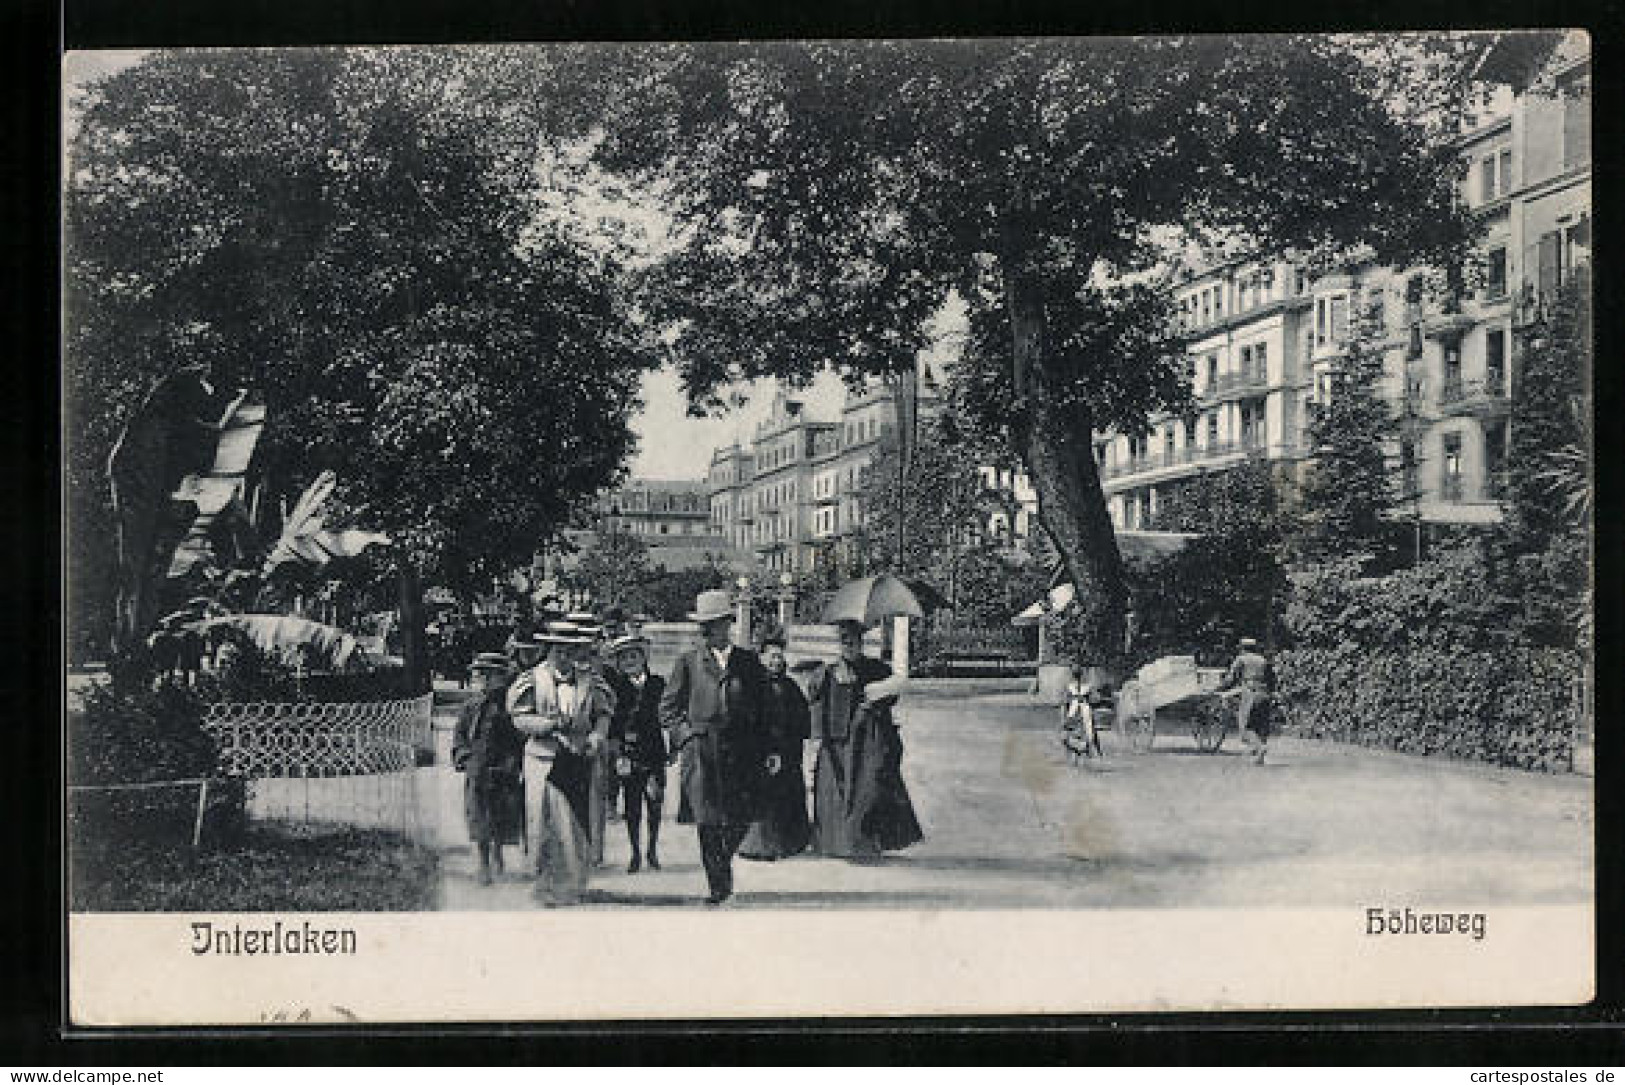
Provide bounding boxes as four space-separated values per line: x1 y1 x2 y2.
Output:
740 629 812 861
659 589 770 904
452 652 526 885
606 632 668 873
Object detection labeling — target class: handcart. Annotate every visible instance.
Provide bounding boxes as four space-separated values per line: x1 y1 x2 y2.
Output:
1113 655 1235 753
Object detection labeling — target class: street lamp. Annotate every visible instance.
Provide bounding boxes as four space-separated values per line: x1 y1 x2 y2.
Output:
775 570 796 630
734 575 753 646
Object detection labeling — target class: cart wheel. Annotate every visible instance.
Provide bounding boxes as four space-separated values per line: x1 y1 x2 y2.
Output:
1126 709 1156 753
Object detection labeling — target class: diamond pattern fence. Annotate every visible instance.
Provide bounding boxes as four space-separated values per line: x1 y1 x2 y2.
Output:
203 694 433 840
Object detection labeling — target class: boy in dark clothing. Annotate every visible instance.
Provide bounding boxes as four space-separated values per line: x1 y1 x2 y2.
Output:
452 652 526 884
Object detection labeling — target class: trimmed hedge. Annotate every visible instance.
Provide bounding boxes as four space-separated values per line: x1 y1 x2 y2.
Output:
1275 541 1585 772
1275 645 1580 771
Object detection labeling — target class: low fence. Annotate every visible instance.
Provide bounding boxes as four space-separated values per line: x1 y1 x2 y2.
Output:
641 621 884 677
202 693 434 839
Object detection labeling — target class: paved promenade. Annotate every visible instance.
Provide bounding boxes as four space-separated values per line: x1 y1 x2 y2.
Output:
428 691 1592 910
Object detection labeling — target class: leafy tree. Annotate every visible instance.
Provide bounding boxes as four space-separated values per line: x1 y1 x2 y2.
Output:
1139 459 1292 659
1289 298 1403 566
589 36 1476 662
1497 266 1591 649
556 524 656 612
66 48 656 685
861 410 1023 583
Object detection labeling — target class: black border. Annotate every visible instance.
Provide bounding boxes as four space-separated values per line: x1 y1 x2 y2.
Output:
20 0 1625 1063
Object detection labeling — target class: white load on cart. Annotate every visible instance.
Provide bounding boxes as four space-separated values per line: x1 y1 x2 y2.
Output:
1114 654 1236 753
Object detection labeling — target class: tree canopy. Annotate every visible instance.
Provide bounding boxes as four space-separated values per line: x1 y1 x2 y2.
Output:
586 35 1480 661
66 48 659 658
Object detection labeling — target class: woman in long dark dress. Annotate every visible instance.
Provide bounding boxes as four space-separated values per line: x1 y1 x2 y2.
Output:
739 631 812 861
809 620 923 859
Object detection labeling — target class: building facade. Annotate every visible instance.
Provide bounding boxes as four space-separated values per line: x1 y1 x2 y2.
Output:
705 368 1039 575
1099 32 1590 533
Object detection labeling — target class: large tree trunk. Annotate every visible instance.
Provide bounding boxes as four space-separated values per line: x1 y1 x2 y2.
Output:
397 557 430 695
1001 220 1128 666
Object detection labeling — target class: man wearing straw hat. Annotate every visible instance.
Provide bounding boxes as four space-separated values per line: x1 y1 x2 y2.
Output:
508 622 614 905
660 589 771 904
1221 636 1275 766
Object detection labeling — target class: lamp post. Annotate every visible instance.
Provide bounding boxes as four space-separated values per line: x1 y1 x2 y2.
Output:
734 575 753 647
775 570 796 630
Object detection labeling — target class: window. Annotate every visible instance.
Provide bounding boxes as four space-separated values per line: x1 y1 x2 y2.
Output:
1200 292 1211 324
1443 343 1462 399
1485 421 1508 498
1442 434 1463 501
1485 327 1506 393
1314 294 1349 348
1213 286 1224 320
1560 68 1590 172
1254 342 1267 378
1184 417 1197 447
1401 440 1418 498
1163 428 1175 461
1206 413 1219 448
1205 354 1218 391
1480 155 1497 203
1486 247 1507 298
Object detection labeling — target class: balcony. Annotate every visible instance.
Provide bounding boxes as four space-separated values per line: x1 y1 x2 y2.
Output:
1102 440 1253 480
1207 368 1271 400
1438 376 1511 418
1422 310 1475 340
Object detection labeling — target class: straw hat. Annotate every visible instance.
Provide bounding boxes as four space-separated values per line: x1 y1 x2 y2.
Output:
687 589 735 624
469 652 512 673
542 621 596 646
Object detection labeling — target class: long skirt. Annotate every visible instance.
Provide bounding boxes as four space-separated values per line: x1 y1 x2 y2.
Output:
587 753 610 865
524 755 591 905
739 744 810 861
463 770 524 846
811 719 923 859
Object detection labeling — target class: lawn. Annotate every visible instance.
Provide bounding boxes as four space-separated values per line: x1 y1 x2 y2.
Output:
70 821 440 912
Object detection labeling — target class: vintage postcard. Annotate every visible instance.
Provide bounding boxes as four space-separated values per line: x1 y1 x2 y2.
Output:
62 32 1593 1024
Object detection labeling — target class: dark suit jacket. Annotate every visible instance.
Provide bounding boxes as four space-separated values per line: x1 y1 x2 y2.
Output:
660 644 769 824
607 669 668 771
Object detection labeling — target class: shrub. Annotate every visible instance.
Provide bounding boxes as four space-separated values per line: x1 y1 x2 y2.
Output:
68 680 247 849
1276 537 1584 772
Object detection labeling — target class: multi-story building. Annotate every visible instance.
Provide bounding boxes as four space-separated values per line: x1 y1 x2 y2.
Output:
1099 31 1590 533
706 365 1037 575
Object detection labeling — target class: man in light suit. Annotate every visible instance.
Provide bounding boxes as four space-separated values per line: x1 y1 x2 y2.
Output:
659 590 771 905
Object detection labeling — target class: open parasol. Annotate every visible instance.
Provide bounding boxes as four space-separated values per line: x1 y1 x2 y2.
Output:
820 574 926 625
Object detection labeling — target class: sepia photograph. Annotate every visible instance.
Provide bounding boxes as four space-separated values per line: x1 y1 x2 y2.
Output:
61 31 1593 1023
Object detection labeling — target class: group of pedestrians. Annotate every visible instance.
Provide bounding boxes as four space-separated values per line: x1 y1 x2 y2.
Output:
450 589 923 906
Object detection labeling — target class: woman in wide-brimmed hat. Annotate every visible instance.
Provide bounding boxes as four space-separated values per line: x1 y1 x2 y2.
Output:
507 623 613 905
807 618 922 859
451 653 525 885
